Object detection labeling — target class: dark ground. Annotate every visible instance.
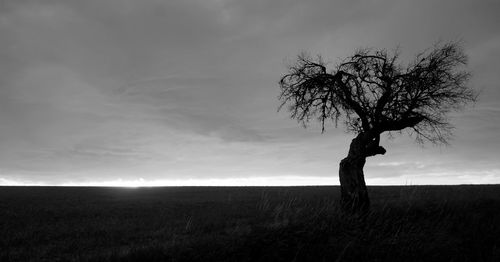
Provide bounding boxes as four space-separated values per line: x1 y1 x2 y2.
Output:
1 185 500 261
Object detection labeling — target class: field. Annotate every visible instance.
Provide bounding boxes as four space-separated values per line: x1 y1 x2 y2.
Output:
1 185 500 261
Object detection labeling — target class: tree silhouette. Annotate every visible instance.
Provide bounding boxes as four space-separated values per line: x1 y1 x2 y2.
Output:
278 42 477 212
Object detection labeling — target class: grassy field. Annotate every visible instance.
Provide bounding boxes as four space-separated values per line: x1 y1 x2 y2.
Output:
1 185 500 261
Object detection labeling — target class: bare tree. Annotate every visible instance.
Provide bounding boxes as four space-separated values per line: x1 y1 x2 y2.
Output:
278 42 477 213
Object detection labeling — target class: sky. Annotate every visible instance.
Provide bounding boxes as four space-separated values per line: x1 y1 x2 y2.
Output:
1 0 500 186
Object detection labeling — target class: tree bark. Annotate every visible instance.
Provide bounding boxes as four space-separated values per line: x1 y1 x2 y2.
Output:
339 134 370 213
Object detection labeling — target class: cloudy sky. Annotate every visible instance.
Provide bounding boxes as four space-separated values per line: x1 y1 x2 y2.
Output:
1 0 499 186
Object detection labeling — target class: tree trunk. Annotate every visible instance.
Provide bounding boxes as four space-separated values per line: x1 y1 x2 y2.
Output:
339 134 370 213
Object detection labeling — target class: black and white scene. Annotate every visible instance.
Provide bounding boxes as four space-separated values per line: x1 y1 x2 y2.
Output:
1 0 500 261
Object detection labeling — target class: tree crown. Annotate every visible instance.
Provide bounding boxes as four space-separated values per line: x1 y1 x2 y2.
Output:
279 42 477 144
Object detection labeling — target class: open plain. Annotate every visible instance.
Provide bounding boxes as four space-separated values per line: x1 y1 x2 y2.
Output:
1 185 500 261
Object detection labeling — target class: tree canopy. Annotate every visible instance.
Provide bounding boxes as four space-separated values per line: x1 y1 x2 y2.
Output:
279 42 476 145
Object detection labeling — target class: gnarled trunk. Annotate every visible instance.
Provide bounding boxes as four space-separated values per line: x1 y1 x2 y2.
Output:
339 155 369 213
339 132 386 213
339 133 376 213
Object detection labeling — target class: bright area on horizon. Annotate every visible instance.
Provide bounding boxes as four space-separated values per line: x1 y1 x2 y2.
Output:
1 0 500 187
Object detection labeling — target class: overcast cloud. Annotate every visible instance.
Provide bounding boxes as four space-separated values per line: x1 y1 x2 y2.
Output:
1 0 499 186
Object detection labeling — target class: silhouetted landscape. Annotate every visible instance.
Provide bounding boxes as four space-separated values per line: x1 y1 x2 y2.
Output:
2 0 500 261
2 185 500 261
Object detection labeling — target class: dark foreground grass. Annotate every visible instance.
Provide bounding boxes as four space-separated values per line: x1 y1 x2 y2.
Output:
1 185 499 261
